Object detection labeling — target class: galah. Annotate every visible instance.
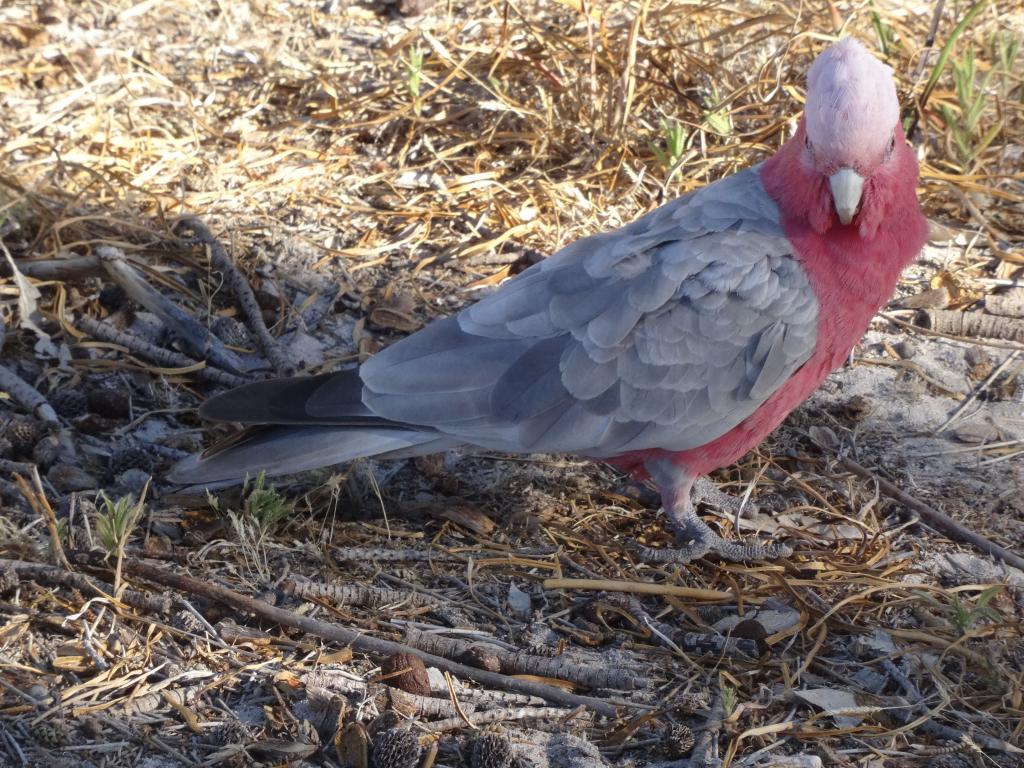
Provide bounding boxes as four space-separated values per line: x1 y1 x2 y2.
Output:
170 39 928 562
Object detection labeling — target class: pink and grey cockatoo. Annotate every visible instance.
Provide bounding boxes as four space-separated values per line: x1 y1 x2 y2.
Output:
170 39 928 562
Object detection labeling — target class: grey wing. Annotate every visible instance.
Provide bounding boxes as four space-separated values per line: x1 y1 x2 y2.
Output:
360 167 819 456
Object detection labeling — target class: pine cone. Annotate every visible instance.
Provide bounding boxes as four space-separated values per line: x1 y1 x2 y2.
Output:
0 565 17 596
32 435 61 469
212 316 254 347
30 721 66 748
98 283 126 312
51 389 89 419
470 732 514 768
87 386 131 419
381 652 431 696
458 644 502 673
5 416 43 457
109 444 153 475
927 754 972 768
371 728 421 768
664 723 695 758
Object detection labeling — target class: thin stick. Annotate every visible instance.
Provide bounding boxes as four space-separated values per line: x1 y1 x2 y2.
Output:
95 245 248 375
838 456 1024 571
103 554 621 717
543 579 736 602
177 217 291 375
14 473 70 569
78 315 250 387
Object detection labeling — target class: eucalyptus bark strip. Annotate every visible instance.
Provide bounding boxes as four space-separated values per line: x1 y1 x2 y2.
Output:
281 578 440 609
403 627 645 691
915 308 1024 343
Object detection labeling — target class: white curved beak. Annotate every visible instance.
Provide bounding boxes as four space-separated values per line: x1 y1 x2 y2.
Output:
829 168 864 225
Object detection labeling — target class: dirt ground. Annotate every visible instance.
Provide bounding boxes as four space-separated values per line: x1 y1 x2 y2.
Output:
0 1 1022 767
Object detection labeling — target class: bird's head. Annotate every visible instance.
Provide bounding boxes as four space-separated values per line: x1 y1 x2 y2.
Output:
782 38 914 238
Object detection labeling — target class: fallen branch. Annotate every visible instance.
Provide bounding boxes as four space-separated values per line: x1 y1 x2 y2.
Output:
9 255 103 281
176 218 291 375
838 456 1024 571
90 553 622 717
0 364 58 423
78 315 250 388
0 558 171 614
543 578 737 602
95 245 248 375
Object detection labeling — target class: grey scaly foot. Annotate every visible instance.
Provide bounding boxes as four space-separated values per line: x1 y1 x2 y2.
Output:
633 461 791 564
691 476 759 519
633 511 792 564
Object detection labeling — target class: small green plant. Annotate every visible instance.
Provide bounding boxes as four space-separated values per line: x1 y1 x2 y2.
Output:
869 2 895 58
651 118 686 173
242 470 294 535
720 683 738 717
946 586 1002 635
406 45 424 114
224 471 295 581
94 487 148 598
938 44 1003 169
703 85 733 137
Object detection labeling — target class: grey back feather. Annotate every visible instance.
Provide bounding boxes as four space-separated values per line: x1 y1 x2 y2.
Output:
360 166 818 456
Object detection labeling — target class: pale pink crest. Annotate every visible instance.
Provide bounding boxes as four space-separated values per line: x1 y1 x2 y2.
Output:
804 38 899 170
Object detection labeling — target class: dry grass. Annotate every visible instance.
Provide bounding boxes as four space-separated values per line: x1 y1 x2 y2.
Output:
0 1 1022 766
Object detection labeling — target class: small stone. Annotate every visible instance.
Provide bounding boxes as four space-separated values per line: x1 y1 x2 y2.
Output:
115 468 152 496
731 618 768 654
380 652 431 697
892 339 916 359
0 436 12 459
840 394 872 421
48 462 98 492
458 644 502 673
371 728 421 768
51 389 89 419
32 435 61 469
470 732 514 768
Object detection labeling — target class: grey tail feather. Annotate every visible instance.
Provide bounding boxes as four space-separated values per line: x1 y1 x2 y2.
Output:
199 371 373 425
166 424 459 488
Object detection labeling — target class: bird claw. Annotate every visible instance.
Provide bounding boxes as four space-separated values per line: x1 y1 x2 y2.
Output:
632 534 792 565
692 476 759 518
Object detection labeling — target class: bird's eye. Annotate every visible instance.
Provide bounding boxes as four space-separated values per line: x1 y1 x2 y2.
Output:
885 133 896 158
804 134 812 151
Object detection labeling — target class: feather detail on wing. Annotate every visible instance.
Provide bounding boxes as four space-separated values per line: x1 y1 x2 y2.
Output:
360 166 819 456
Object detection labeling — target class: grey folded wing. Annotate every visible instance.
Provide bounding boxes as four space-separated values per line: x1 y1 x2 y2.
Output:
360 166 819 457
